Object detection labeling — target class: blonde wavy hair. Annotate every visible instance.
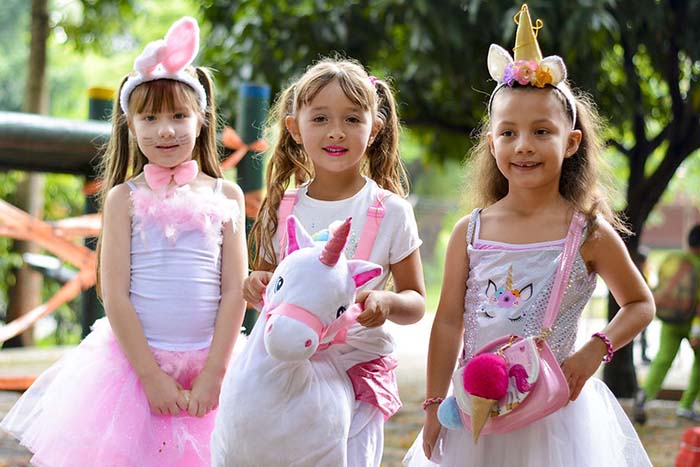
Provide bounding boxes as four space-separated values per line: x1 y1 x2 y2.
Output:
249 58 408 269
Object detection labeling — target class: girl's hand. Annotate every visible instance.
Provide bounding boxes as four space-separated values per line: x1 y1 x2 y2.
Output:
560 338 608 401
140 369 188 416
187 368 223 417
355 290 392 328
422 408 442 459
242 271 272 306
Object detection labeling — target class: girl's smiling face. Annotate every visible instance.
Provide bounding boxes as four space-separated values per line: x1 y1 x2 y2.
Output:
487 87 581 194
130 105 202 168
285 79 380 179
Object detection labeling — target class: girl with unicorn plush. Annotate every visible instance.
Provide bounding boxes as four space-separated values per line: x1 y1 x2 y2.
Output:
404 5 653 466
1 17 247 466
216 58 426 466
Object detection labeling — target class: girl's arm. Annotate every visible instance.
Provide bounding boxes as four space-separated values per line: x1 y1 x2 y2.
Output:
188 181 248 417
422 216 470 459
562 218 655 400
356 249 426 327
242 258 275 306
100 184 188 416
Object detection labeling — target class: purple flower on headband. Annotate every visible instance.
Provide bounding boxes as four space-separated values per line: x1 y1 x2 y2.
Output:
502 65 515 87
368 75 378 85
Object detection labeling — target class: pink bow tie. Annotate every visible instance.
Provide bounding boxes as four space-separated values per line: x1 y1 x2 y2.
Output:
143 160 198 191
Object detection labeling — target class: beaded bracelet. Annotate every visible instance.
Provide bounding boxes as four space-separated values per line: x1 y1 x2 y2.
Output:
421 396 445 410
592 332 614 363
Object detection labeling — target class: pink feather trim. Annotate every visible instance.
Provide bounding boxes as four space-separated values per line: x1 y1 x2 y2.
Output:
130 184 239 246
463 353 509 400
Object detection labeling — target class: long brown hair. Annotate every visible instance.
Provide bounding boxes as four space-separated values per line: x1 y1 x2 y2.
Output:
249 58 408 269
96 67 221 296
467 83 628 234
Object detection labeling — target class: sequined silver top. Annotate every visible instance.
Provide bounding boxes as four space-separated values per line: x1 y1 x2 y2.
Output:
461 209 597 364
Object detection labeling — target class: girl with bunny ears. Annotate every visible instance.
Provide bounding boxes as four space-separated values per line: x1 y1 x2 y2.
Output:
404 5 653 466
0 17 247 467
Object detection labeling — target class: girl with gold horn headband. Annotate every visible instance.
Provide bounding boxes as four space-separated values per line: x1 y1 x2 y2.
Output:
404 4 653 466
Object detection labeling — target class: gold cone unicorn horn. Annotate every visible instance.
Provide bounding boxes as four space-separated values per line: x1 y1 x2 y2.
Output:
506 265 513 290
513 4 543 62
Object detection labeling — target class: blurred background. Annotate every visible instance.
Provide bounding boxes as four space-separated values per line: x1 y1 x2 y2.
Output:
1 2 700 463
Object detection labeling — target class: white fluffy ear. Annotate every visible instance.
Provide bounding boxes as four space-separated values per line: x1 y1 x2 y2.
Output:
285 215 315 255
540 55 567 84
348 260 383 288
487 44 513 82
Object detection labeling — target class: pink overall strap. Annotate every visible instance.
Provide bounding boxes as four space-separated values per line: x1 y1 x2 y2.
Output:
542 212 586 329
353 189 391 261
277 188 299 259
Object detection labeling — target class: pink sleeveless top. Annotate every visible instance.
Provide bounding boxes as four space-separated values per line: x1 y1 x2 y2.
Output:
127 179 240 351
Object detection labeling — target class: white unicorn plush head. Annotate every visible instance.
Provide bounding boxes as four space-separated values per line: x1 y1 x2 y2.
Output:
263 216 382 361
119 16 206 115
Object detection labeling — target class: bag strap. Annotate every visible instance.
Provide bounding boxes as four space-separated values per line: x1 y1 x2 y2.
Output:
352 189 391 261
542 212 586 330
277 188 299 260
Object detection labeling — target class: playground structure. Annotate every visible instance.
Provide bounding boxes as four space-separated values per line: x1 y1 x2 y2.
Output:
0 83 270 390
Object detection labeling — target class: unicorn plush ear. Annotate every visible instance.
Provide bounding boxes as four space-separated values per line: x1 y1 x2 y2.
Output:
161 16 200 73
487 44 513 83
539 56 567 85
348 260 383 288
285 215 315 255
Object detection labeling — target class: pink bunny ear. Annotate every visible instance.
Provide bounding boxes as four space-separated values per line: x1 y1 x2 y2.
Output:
161 16 200 73
134 40 166 75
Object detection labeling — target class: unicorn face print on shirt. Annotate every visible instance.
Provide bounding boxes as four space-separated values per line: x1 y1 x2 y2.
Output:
478 265 533 322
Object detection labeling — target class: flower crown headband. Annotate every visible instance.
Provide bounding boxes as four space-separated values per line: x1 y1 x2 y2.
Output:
487 4 577 128
119 16 207 116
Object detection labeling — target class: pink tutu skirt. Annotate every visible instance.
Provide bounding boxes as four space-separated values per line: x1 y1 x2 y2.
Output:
1 318 217 467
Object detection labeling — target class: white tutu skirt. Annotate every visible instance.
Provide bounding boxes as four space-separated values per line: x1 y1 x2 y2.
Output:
403 378 651 467
1 318 243 467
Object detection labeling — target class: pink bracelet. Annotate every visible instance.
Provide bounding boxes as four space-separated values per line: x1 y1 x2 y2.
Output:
592 332 614 363
421 396 445 410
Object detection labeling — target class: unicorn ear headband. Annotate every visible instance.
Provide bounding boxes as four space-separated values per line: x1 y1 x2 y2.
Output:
487 4 577 128
119 16 207 116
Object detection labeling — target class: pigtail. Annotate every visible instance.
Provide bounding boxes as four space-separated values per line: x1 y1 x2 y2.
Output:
194 67 223 179
366 78 408 198
249 84 312 269
98 76 135 209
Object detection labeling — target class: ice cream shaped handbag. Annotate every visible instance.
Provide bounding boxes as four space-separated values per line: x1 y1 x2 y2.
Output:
439 209 585 443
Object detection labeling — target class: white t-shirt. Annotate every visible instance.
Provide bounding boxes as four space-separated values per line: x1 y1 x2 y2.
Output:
272 177 422 292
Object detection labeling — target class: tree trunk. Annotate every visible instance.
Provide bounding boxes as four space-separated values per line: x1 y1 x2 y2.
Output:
4 0 49 348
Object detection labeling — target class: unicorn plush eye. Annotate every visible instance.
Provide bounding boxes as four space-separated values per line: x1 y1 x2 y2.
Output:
274 276 284 292
336 306 346 318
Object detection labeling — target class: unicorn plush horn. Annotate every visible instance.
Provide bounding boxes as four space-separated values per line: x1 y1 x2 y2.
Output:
119 16 206 115
320 218 351 266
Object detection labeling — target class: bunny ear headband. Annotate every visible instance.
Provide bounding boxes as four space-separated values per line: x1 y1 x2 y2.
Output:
487 4 577 128
119 16 207 115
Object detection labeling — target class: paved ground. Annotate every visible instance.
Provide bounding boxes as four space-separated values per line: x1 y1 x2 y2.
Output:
1 316 697 466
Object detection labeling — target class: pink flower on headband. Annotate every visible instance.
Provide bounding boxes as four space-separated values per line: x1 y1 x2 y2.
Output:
368 76 378 85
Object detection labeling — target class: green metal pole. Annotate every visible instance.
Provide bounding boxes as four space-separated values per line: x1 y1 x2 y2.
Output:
81 86 112 337
235 83 270 334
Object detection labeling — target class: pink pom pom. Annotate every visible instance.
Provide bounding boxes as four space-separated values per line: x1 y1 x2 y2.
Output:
463 353 509 400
